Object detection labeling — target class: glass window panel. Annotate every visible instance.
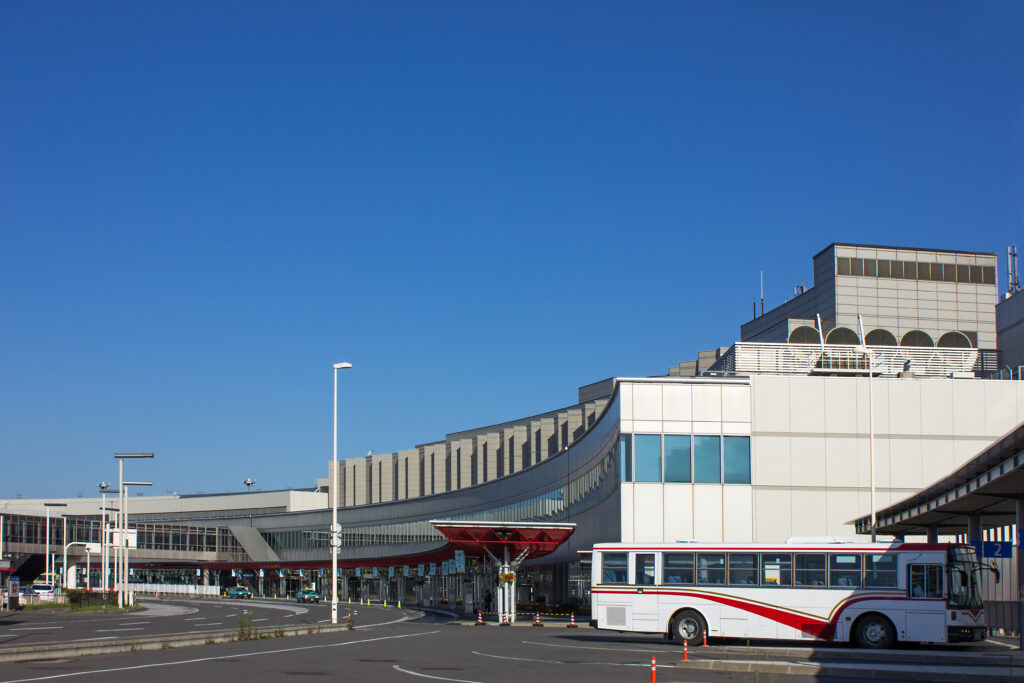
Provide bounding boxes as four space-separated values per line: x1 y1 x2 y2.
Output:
723 436 750 484
728 553 758 585
864 554 898 587
761 553 792 586
664 435 691 482
863 259 877 277
877 259 890 278
943 263 956 282
909 564 944 598
635 553 656 585
902 261 917 279
917 262 931 280
983 266 996 284
836 257 850 275
693 436 721 483
850 258 863 276
601 553 628 584
663 553 694 584
795 554 826 587
634 434 663 482
970 265 983 283
620 434 632 483
697 553 725 584
829 553 862 588
889 260 902 278
956 264 970 282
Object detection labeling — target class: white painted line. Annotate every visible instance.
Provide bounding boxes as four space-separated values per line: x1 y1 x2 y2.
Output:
10 627 63 631
70 637 116 642
522 639 680 655
317 619 329 623
95 628 145 633
182 617 205 621
117 622 150 626
392 665 484 683
283 614 294 618
197 622 223 627
984 638 1016 649
252 618 268 622
0 630 441 683
472 650 563 664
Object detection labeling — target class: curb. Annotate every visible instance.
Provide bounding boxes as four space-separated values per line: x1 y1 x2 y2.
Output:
0 623 351 663
698 644 1023 667
679 658 1024 680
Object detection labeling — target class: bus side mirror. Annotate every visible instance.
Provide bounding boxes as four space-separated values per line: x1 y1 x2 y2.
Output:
982 563 1000 584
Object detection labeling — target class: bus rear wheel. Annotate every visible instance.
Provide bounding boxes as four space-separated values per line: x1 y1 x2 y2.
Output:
854 614 896 649
671 609 706 647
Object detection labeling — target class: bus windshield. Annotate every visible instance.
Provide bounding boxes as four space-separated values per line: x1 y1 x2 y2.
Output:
947 546 983 609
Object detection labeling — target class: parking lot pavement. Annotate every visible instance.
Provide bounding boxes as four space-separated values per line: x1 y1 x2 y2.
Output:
0 598 400 650
0 616 1020 683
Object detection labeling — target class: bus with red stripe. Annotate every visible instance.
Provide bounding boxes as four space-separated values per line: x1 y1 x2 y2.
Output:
589 539 988 648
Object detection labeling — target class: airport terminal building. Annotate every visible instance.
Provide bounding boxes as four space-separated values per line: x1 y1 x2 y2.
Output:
3 243 1023 626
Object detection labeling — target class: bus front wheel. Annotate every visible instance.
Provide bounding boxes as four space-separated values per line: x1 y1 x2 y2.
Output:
854 614 896 649
670 609 707 647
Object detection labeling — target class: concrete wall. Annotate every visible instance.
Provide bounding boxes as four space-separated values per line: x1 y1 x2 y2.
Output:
997 291 1024 371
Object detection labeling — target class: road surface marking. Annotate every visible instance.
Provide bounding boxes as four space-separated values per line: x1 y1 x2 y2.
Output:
523 639 680 654
70 637 115 642
117 622 149 626
95 628 144 632
252 618 268 622
197 622 223 626
10 627 63 631
183 618 205 621
0 630 440 683
392 666 484 683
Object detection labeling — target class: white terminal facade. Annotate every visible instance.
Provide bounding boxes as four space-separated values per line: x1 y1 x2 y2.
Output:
3 242 1023 620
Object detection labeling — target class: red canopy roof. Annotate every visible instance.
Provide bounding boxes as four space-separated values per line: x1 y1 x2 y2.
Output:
430 520 575 561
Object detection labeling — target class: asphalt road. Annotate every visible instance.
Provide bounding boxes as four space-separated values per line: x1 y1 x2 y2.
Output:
0 603 1017 683
0 620 831 683
0 598 393 649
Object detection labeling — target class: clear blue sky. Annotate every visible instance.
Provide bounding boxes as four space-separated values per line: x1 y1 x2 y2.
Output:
2 2 1021 498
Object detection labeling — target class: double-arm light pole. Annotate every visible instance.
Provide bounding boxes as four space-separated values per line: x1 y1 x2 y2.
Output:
115 453 153 608
331 362 352 625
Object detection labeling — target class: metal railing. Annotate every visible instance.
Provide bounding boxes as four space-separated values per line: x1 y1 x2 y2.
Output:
130 583 221 598
706 342 992 378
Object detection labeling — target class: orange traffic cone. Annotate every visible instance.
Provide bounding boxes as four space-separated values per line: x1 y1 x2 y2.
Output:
566 612 577 628
533 611 544 627
475 611 486 626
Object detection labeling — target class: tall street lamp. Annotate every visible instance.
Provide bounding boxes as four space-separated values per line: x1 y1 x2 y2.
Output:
98 483 112 591
43 503 67 582
332 361 352 625
115 453 154 608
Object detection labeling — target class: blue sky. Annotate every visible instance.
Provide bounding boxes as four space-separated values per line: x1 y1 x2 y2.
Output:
1 2 1021 498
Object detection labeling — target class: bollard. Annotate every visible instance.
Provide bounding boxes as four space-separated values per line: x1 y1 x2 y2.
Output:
533 612 544 627
398 599 402 608
566 612 578 628
703 629 707 647
683 639 688 662
651 656 656 683
476 611 486 626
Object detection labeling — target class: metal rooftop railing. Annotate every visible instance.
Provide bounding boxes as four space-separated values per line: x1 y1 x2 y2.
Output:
705 342 999 378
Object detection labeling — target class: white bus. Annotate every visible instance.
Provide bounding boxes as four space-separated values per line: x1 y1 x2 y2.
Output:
590 539 990 648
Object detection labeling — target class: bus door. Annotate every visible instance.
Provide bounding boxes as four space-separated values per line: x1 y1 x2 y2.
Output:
906 563 945 642
631 552 660 632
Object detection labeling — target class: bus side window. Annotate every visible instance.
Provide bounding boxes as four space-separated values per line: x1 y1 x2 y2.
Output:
602 553 628 584
761 553 792 586
697 553 725 584
635 554 656 586
829 554 862 588
663 553 694 584
864 554 898 588
727 553 758 585
908 564 943 599
794 554 826 587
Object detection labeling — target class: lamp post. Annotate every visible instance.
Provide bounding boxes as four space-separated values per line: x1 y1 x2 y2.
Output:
331 361 352 625
114 453 154 608
43 503 67 582
98 483 111 591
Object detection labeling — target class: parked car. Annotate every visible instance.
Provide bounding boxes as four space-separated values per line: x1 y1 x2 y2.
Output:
31 583 56 600
225 585 252 599
296 588 320 604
